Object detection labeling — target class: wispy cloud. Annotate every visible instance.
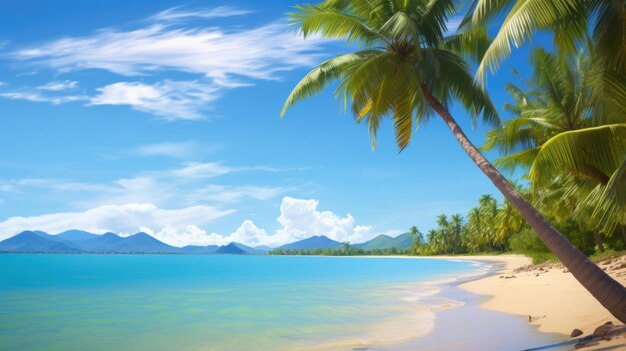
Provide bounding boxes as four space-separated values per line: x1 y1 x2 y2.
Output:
6 7 329 119
0 160 299 209
171 162 233 179
184 184 288 204
37 80 78 91
131 140 215 159
0 91 87 104
149 6 252 22
14 21 326 82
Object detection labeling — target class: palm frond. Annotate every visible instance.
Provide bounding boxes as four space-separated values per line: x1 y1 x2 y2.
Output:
281 50 383 117
441 27 490 62
290 4 384 44
476 0 584 80
529 124 626 185
423 49 500 127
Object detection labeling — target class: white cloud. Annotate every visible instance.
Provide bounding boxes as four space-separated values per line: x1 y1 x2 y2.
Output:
89 80 219 120
37 80 78 91
150 6 252 22
0 203 235 240
273 197 373 245
0 197 375 248
144 197 374 247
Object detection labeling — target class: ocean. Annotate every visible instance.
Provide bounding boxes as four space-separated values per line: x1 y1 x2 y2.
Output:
0 254 487 350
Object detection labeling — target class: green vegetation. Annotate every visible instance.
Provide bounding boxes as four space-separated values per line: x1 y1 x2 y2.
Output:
282 0 626 323
269 246 410 256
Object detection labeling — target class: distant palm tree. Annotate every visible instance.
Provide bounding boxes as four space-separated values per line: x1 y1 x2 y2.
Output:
281 0 626 322
409 225 423 254
450 214 463 254
342 241 351 254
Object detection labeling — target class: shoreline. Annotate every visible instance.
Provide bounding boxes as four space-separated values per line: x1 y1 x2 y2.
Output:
449 254 626 350
305 255 556 351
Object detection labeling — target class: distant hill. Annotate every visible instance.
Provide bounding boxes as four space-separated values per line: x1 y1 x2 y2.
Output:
75 232 124 252
107 232 179 253
0 231 82 253
233 243 268 255
354 233 413 250
179 245 220 254
278 235 343 250
0 231 178 254
0 231 414 255
215 242 247 254
56 230 100 242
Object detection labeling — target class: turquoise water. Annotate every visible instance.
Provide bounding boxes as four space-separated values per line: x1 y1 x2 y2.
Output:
0 255 480 351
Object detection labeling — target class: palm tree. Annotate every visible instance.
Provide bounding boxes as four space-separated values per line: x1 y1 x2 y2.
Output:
465 207 484 252
530 125 626 237
482 48 595 172
464 0 625 81
409 225 424 254
342 241 351 255
484 48 626 242
465 0 626 136
450 214 463 254
436 214 451 253
281 0 626 322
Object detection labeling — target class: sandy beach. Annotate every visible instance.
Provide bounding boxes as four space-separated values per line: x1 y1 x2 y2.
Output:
451 254 626 350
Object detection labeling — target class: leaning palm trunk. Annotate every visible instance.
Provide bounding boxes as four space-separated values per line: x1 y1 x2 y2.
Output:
421 85 626 323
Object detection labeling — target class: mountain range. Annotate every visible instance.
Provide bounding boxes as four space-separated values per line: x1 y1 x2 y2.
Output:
0 230 412 254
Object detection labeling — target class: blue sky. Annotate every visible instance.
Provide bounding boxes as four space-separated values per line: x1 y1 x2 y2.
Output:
0 0 547 246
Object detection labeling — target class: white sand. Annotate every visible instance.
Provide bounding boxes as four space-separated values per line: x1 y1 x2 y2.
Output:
447 254 626 350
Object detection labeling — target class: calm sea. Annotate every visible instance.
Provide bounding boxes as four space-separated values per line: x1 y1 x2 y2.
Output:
0 255 483 350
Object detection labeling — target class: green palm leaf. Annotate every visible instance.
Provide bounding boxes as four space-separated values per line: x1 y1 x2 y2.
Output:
529 124 626 185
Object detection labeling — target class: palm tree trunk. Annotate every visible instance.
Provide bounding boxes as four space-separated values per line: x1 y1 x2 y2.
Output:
621 225 626 247
594 230 606 253
421 85 626 323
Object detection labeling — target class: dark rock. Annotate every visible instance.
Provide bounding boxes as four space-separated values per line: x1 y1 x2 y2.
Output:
570 329 583 337
593 324 613 337
563 269 569 273
604 321 613 325
574 342 587 349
